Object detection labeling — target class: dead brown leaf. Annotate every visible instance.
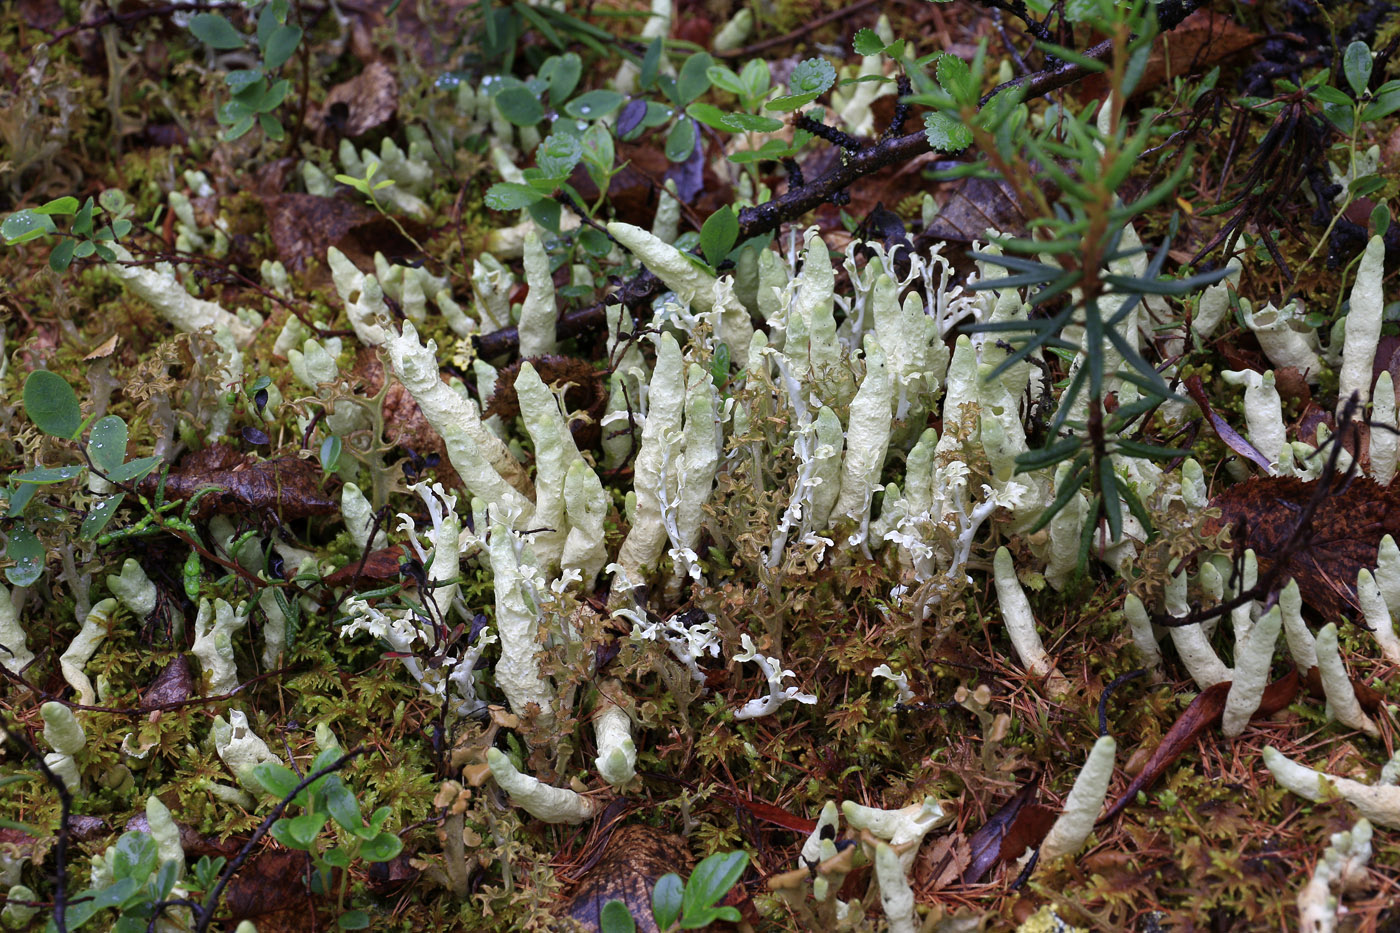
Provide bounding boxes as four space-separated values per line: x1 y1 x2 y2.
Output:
309 60 398 140
147 446 337 521
1206 474 1400 619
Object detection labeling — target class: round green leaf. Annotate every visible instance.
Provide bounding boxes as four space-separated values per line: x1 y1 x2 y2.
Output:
189 13 247 49
2 210 57 244
496 86 544 126
651 873 682 932
677 52 714 107
360 831 402 862
337 910 370 930
700 205 739 266
49 238 76 272
1344 40 1373 97
599 900 636 933
23 370 82 438
88 415 129 473
4 527 44 587
788 58 836 96
541 52 583 106
319 435 343 472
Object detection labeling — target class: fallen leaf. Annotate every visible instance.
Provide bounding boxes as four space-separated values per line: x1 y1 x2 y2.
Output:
309 60 398 140
1102 672 1298 823
1185 374 1274 472
146 446 338 521
142 655 194 709
1206 474 1400 619
960 779 1042 885
322 545 407 588
560 824 690 933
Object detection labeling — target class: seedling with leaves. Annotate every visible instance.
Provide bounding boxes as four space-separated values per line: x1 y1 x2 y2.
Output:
1 189 139 273
187 0 304 142
252 751 404 929
599 850 749 932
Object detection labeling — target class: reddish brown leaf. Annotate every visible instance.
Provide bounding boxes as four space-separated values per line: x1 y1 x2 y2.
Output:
147 447 337 521
1206 474 1400 619
1103 672 1298 823
1185 375 1273 472
960 780 1042 885
308 60 397 140
1301 665 1382 714
224 849 319 932
141 655 194 709
560 824 690 933
321 545 407 588
997 804 1058 866
1102 681 1229 823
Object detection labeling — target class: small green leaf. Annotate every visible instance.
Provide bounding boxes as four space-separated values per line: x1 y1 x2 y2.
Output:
23 370 82 438
665 118 697 162
536 132 583 179
338 910 370 929
652 874 683 932
322 775 363 832
564 89 625 121
527 197 562 233
853 28 885 56
360 831 402 862
700 205 739 266
189 13 247 49
580 226 612 257
322 847 352 869
686 102 733 131
681 851 748 923
923 112 973 152
2 209 57 244
485 183 545 210
677 51 714 106
936 53 975 105
36 196 79 215
600 900 636 933
4 527 44 587
80 493 126 540
496 86 544 125
788 58 836 96
74 239 97 258
1344 40 1372 97
253 762 301 798
10 466 85 485
763 92 821 113
106 456 163 484
49 238 76 272
262 23 302 70
707 64 746 96
1371 202 1390 238
721 112 783 132
112 832 159 883
739 59 770 100
541 52 583 105
88 415 129 473
640 36 663 91
319 435 343 472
